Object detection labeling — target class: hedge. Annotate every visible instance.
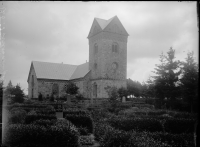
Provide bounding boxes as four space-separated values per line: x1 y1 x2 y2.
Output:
63 108 90 116
164 118 196 134
107 117 163 132
65 114 93 133
94 122 171 147
149 132 195 147
32 119 56 127
25 114 57 124
3 123 80 147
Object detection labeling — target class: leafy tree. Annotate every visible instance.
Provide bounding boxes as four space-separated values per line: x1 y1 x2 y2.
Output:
66 82 79 95
152 48 181 109
11 84 25 103
127 78 142 97
118 87 128 100
105 86 119 106
180 51 198 113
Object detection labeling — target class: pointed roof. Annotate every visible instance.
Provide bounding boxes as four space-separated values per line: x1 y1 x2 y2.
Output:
28 61 89 81
95 16 115 30
88 16 129 38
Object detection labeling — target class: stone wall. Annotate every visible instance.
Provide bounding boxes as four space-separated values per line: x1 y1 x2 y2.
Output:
28 66 38 98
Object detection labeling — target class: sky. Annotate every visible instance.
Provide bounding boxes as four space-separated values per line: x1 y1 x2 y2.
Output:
1 1 198 95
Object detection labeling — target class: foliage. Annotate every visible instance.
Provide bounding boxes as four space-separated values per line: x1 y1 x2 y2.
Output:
180 51 198 113
5 82 25 104
163 118 196 134
66 82 79 95
152 48 182 109
3 123 80 147
25 114 56 124
65 114 94 133
149 132 195 147
50 93 54 102
79 135 94 145
75 93 84 100
127 78 143 97
8 107 27 124
32 119 56 127
107 116 163 132
117 87 128 99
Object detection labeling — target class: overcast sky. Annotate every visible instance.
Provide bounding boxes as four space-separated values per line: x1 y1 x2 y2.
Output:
1 1 198 95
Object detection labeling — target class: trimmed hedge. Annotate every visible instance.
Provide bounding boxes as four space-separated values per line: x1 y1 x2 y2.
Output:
25 114 56 124
94 122 171 147
65 114 93 133
32 119 56 127
8 108 27 124
149 132 195 147
107 117 163 132
3 123 80 147
63 108 90 116
164 118 196 134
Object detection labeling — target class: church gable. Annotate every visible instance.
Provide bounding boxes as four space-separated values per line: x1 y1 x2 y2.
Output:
103 16 129 36
87 19 103 38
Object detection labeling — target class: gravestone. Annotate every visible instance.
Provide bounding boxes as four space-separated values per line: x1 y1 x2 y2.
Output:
122 96 126 103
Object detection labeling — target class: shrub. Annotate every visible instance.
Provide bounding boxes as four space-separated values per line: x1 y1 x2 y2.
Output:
164 118 196 134
94 122 114 141
149 132 195 147
65 114 93 133
107 117 163 132
25 114 56 124
32 119 56 127
148 110 167 116
63 108 90 116
79 136 94 145
3 123 80 147
8 107 27 124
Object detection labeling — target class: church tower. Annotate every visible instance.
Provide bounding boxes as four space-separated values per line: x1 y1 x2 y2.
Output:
87 16 129 98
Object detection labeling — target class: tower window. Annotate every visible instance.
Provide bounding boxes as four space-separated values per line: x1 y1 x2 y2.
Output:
112 42 118 53
32 75 34 86
94 43 98 54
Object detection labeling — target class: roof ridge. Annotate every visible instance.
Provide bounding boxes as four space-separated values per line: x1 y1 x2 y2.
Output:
32 61 77 66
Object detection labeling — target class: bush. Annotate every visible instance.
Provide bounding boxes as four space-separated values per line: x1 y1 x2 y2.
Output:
94 123 170 147
63 108 90 116
107 117 163 132
94 122 114 141
25 114 56 124
149 132 195 147
164 118 196 134
8 107 27 124
32 119 56 127
3 123 80 147
65 114 94 133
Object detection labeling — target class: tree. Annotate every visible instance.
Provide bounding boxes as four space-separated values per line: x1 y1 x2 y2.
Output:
11 84 25 103
152 48 181 109
66 82 79 95
180 51 198 113
127 78 142 97
105 86 119 105
118 87 128 100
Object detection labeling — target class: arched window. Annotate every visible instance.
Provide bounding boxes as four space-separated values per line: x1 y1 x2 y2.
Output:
94 43 98 54
112 42 118 53
93 83 97 98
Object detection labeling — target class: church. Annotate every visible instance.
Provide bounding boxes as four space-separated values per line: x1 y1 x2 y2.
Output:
27 16 129 99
